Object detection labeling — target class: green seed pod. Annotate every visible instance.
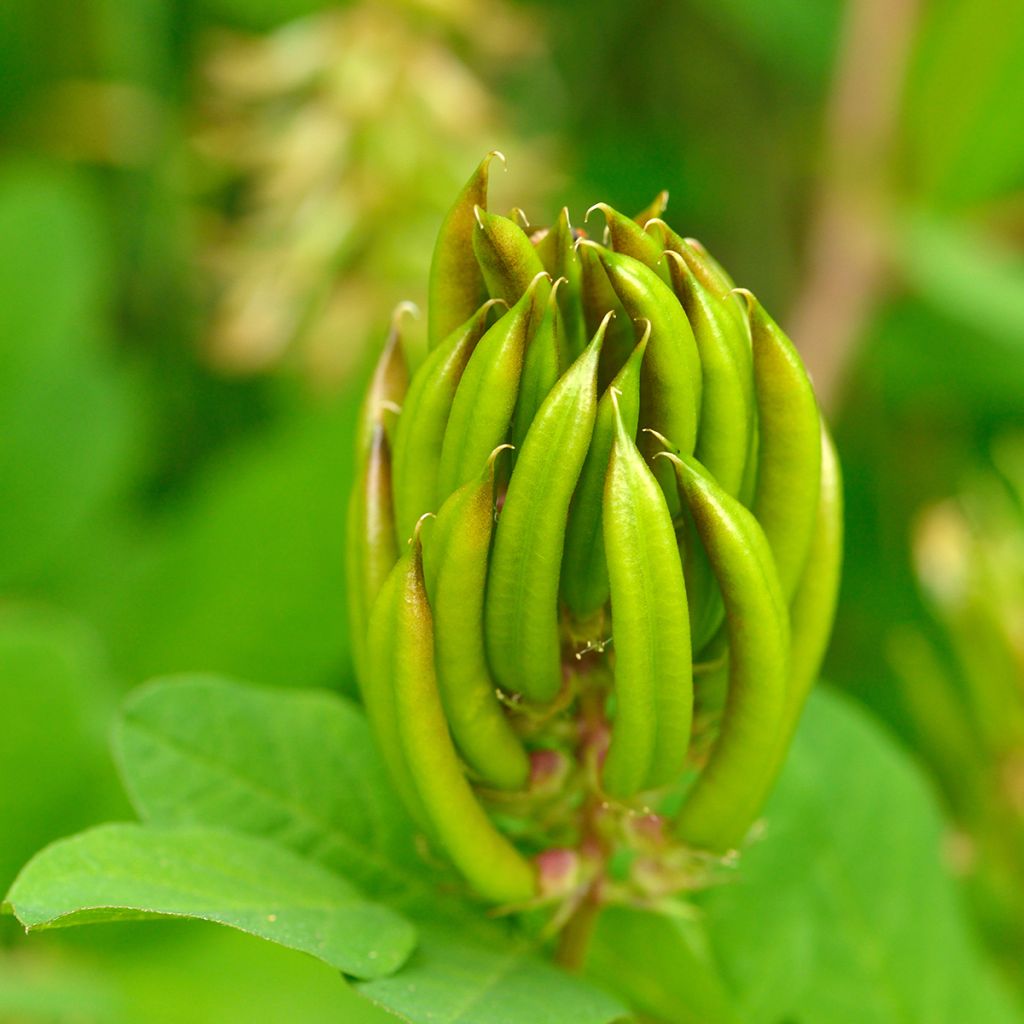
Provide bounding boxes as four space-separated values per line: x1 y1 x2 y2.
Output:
347 159 840 909
356 303 411 454
391 299 505 543
485 322 605 702
663 453 789 853
561 320 648 624
429 447 531 791
387 528 536 903
534 207 586 361
511 278 566 452
588 202 671 283
427 152 501 350
473 207 548 305
632 189 669 226
347 423 399 682
436 272 549 502
602 399 692 798
741 290 822 600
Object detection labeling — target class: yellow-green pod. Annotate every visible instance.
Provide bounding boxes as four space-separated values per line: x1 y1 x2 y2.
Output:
664 453 789 854
364 547 433 833
511 279 565 452
534 207 585 361
742 291 822 600
391 532 537 903
665 251 752 498
485 322 606 702
346 423 400 684
561 320 648 623
631 190 669 226
776 423 843 758
431 448 530 791
436 272 549 502
391 299 504 543
427 152 500 349
356 304 411 455
588 202 670 283
472 207 548 306
577 239 634 386
602 400 692 798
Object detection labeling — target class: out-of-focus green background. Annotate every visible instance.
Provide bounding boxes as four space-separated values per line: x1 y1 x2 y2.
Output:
1 0 1022 1018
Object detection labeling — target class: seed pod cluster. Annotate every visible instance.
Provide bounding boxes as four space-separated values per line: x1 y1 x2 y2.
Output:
347 154 843 910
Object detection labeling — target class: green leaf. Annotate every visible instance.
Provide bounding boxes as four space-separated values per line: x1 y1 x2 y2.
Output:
897 213 1024 348
114 675 628 1024
700 688 1023 1024
114 674 431 903
359 921 627 1024
4 824 415 981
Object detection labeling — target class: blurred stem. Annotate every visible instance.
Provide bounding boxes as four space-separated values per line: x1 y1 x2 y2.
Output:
788 0 921 411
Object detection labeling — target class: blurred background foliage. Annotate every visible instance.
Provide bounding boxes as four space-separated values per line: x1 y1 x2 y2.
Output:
0 0 1021 1018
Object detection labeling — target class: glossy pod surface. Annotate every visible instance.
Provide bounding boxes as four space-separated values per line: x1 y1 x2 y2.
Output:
345 160 842 908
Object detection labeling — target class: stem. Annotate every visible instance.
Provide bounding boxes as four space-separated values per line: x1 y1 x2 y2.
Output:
555 886 601 972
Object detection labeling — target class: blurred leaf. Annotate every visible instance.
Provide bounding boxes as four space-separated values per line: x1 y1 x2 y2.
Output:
0 607 123 890
0 952 123 1020
0 160 140 590
904 0 1024 208
90 404 357 691
701 688 1023 1024
685 0 843 86
114 674 425 899
5 823 416 980
898 212 1024 346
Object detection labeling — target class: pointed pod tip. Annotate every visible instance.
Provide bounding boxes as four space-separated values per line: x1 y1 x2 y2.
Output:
486 443 516 473
643 427 677 454
485 150 507 171
584 202 611 225
527 269 553 292
510 206 531 230
410 511 436 548
473 204 486 230
390 300 420 332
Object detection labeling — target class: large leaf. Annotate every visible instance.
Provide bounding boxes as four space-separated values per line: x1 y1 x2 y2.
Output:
700 688 1023 1024
358 921 626 1024
114 675 627 1024
114 674 429 902
4 824 415 981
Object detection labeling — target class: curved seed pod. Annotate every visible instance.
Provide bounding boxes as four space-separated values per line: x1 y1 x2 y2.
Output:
588 203 670 282
603 400 692 798
431 447 530 791
776 423 843 756
486 322 606 702
356 304 412 454
561 320 649 623
577 239 634 386
427 152 501 350
632 189 669 226
437 272 549 502
391 299 505 542
511 278 566 452
665 251 752 498
364 546 433 833
347 423 400 683
646 221 745 331
473 207 547 305
534 207 585 361
663 452 789 853
587 243 701 459
389 531 537 903
741 290 822 599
